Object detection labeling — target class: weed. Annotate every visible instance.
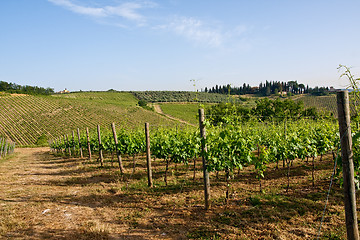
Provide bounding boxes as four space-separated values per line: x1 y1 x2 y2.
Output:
249 196 261 206
77 221 110 240
187 227 221 240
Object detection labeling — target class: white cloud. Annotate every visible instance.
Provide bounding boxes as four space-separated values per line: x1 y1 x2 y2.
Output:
48 1 249 49
48 0 154 25
233 25 248 36
104 3 144 22
158 17 250 49
166 17 224 47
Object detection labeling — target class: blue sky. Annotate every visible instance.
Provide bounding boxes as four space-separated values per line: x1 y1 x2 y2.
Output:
0 0 359 92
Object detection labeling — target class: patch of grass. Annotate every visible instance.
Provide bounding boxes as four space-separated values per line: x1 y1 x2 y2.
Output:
159 103 208 125
187 227 222 240
123 177 149 191
117 209 145 228
249 195 262 206
35 134 48 146
53 91 138 107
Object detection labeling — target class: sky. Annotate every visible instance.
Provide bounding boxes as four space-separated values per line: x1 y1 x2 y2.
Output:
0 0 359 92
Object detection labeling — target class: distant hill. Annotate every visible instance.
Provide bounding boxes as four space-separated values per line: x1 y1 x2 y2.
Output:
0 91 177 146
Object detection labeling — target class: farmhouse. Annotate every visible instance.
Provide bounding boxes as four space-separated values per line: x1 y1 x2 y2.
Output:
57 88 70 94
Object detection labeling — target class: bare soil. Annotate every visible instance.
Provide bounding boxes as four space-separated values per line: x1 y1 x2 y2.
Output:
0 148 352 239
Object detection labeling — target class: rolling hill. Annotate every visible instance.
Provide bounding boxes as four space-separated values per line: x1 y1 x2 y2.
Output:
0 91 178 146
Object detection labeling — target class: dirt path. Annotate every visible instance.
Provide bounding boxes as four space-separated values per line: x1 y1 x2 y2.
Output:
0 148 349 239
153 104 164 115
0 148 175 240
152 103 196 127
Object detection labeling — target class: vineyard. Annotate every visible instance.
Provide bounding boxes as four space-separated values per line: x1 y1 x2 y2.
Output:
132 91 245 103
1 89 359 238
0 92 178 146
50 118 341 190
294 95 338 116
47 112 354 238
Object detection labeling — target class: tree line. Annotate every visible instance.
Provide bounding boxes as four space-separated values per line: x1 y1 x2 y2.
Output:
0 81 54 95
204 80 331 96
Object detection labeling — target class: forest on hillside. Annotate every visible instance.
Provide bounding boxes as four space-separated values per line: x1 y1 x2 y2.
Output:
204 80 333 96
0 81 54 95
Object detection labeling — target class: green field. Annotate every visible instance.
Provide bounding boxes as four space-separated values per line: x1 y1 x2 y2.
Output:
53 91 138 107
158 103 207 125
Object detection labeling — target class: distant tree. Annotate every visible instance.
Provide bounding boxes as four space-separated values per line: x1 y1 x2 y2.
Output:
274 88 279 95
0 80 54 95
298 84 305 94
288 80 299 94
265 86 271 96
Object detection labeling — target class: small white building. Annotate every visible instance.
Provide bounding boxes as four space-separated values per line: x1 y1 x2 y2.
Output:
57 88 70 94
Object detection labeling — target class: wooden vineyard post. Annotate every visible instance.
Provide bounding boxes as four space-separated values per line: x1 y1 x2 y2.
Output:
0 138 3 158
283 118 287 168
54 138 57 153
59 137 62 153
10 142 15 154
58 137 62 153
64 135 71 156
199 108 210 210
67 135 71 156
60 136 64 153
97 125 104 167
3 142 8 157
337 90 359 240
86 127 91 160
77 128 83 158
72 131 76 155
145 122 153 187
111 123 124 174
63 135 66 154
49 139 53 152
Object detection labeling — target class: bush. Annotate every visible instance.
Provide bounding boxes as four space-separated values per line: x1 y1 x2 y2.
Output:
138 100 148 107
138 100 154 111
36 134 48 146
